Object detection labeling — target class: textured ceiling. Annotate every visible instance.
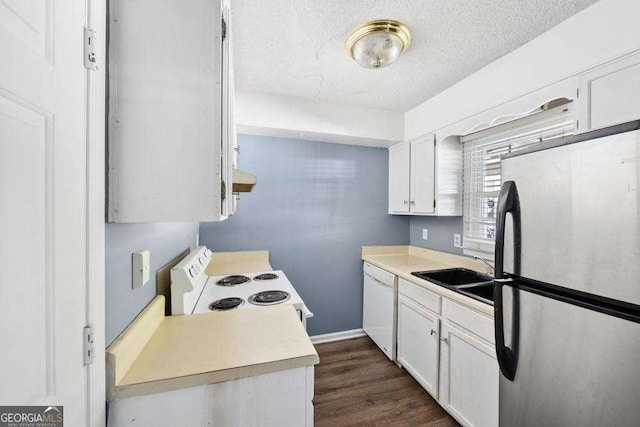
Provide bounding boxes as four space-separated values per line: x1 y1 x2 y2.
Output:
232 0 600 112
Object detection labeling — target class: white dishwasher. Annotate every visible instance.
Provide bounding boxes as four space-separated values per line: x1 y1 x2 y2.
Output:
362 262 396 360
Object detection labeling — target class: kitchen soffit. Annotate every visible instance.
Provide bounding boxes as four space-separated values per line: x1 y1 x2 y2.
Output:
233 0 599 112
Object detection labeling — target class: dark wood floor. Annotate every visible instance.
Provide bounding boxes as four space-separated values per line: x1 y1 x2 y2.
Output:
314 336 459 426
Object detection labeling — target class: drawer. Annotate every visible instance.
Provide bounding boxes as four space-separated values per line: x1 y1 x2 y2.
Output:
363 262 395 287
442 298 494 344
398 277 441 314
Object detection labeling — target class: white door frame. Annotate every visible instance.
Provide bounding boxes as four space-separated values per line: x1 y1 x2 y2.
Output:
86 0 106 425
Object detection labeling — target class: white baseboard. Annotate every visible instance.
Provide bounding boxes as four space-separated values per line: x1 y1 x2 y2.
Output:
310 328 367 344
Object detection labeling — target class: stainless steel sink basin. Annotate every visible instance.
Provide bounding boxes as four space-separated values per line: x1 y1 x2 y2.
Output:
411 268 494 305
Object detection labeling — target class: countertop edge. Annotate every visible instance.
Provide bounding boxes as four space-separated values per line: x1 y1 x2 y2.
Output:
109 354 319 400
362 253 494 317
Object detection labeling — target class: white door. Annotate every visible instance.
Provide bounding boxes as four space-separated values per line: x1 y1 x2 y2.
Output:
439 323 499 427
388 142 411 213
410 135 436 214
397 295 440 398
0 1 97 425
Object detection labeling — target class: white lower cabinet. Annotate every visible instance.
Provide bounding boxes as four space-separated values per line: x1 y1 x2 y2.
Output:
438 323 499 427
108 366 314 427
397 295 440 397
396 277 498 427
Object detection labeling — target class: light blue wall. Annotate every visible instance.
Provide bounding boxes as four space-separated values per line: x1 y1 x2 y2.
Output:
105 222 198 344
409 216 464 255
199 135 410 336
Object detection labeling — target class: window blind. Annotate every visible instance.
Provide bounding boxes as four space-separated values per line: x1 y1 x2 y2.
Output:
461 103 574 258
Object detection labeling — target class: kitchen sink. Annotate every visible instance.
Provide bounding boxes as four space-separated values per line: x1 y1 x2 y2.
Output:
411 268 494 305
412 268 491 287
457 284 494 304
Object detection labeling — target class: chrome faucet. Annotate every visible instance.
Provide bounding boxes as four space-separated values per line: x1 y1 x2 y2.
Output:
474 256 495 278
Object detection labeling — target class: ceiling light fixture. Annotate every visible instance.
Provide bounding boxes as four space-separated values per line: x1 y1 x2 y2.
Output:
345 19 411 69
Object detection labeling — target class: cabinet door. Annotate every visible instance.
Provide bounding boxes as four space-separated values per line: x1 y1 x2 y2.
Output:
388 142 411 213
222 0 236 217
397 296 440 398
410 135 436 214
578 53 640 132
108 0 226 222
439 323 498 427
362 274 395 360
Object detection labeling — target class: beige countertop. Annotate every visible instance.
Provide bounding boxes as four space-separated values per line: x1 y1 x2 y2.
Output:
205 250 273 276
106 296 318 400
362 245 494 316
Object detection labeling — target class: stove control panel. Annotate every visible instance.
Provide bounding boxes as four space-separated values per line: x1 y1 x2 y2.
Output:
170 246 213 315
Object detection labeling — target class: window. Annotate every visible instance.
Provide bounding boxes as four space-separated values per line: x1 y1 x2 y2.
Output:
461 102 574 258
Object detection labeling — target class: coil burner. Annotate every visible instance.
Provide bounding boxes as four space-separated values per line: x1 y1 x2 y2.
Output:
208 297 244 311
248 290 290 306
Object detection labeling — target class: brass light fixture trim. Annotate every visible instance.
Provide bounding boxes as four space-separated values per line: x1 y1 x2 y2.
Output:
345 19 411 60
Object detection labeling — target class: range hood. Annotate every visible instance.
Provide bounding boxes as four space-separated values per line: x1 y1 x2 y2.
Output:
232 168 257 193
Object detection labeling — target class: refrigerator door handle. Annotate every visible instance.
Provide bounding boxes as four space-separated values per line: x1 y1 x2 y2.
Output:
495 180 521 280
494 180 521 382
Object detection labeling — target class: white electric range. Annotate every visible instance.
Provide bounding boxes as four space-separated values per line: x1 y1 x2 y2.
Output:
170 246 313 328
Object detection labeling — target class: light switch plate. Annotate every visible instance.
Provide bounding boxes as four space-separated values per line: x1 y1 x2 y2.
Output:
453 233 462 248
132 249 150 289
422 229 428 240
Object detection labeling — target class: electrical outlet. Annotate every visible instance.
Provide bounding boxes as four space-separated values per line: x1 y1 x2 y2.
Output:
453 233 462 248
422 229 428 240
132 249 150 289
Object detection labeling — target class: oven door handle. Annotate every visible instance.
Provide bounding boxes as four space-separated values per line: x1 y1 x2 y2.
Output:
299 306 313 331
301 306 314 319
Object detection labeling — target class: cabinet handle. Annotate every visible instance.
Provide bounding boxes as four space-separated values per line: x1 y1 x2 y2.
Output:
440 337 448 343
403 200 409 205
430 329 437 336
410 200 415 206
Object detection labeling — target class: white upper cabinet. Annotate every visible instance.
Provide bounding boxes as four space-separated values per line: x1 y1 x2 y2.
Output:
108 0 236 222
410 136 436 214
578 52 640 133
388 134 462 216
388 142 411 213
